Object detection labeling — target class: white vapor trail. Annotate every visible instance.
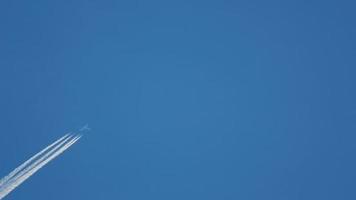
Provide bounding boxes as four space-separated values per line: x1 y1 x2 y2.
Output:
0 134 81 200
3 135 74 187
0 134 70 186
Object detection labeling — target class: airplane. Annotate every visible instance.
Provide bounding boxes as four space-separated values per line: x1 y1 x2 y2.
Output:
79 124 91 132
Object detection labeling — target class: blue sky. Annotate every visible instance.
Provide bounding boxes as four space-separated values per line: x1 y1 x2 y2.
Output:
0 0 355 199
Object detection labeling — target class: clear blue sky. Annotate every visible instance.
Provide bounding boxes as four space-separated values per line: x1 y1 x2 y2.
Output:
0 0 355 199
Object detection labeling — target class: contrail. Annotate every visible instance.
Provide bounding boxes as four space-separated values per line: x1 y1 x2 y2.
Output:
0 134 70 186
0 135 81 199
3 135 75 187
0 134 81 199
0 135 80 199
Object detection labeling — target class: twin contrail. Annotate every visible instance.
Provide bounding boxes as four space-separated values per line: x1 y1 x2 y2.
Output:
0 134 70 186
0 134 82 199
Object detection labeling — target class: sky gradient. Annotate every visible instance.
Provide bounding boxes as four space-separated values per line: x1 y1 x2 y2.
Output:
0 0 356 199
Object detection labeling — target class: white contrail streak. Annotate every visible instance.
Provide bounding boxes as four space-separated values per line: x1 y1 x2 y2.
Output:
0 135 80 199
0 136 81 199
0 134 70 186
3 135 74 188
0 134 81 200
